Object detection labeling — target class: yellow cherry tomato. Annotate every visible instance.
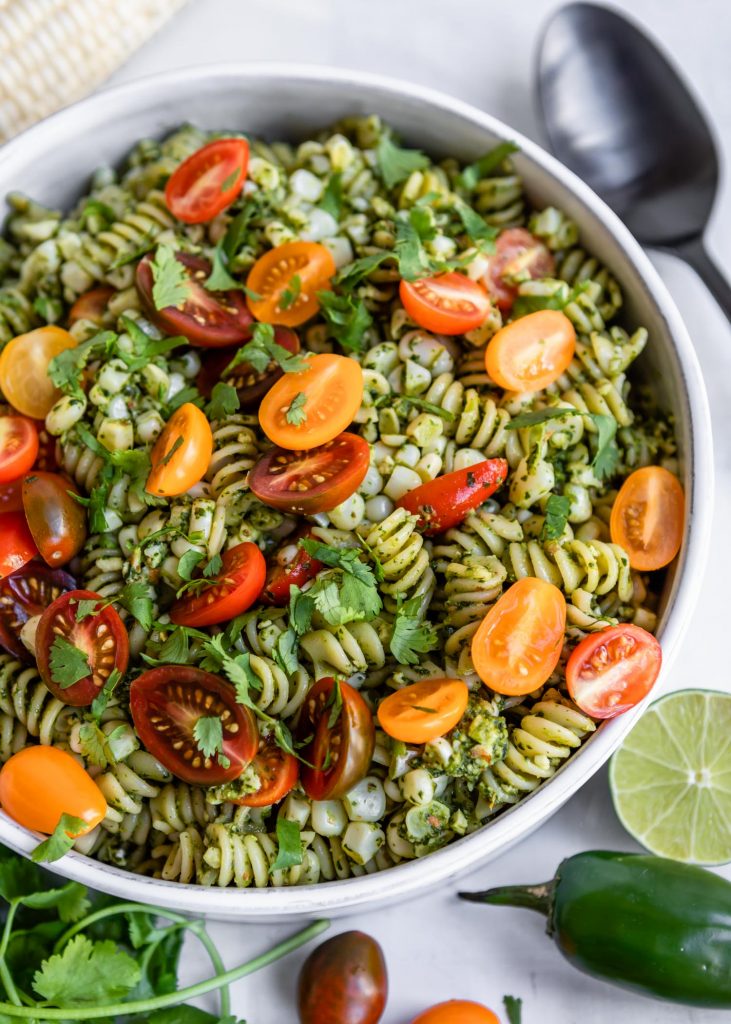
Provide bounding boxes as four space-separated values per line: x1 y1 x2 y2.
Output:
146 402 213 498
0 746 106 836
0 326 76 418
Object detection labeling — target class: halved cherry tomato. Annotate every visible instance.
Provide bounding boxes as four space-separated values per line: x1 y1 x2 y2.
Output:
262 530 323 606
0 480 23 513
136 252 253 347
0 746 106 836
471 577 566 696
170 541 266 628
259 353 363 451
146 403 213 498
195 327 300 404
566 623 662 719
68 285 115 326
400 273 491 335
0 326 76 419
22 472 87 567
235 733 299 807
0 563 75 660
0 416 38 483
484 226 555 312
378 678 469 743
610 466 684 571
165 138 249 224
298 931 387 1024
298 677 376 800
130 666 259 785
36 589 129 707
397 459 508 535
250 433 370 515
411 1000 501 1024
0 511 38 579
247 241 336 327
485 309 576 392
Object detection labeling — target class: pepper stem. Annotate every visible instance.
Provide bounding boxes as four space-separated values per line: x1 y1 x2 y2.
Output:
459 879 555 916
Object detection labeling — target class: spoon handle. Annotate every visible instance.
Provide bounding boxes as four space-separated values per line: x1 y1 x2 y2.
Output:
672 237 731 324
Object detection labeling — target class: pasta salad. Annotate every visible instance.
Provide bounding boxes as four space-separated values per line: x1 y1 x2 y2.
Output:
0 116 682 888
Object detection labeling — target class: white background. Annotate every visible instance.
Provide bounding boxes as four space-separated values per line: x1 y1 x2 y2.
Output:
105 2 731 1021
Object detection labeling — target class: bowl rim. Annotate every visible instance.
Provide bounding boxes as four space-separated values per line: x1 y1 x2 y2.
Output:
0 61 714 917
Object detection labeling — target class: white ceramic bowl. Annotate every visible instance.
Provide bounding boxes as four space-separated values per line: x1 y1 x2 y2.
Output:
0 64 713 920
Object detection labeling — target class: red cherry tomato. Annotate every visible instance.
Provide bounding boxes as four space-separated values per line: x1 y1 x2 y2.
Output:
0 416 38 484
0 480 23 513
130 666 259 785
170 542 266 628
400 273 491 335
566 623 662 719
68 286 115 326
396 459 508 535
136 252 253 347
484 227 555 312
195 327 300 405
0 512 38 579
36 589 129 707
235 733 299 807
249 433 370 515
22 471 87 567
165 138 249 224
298 931 388 1024
262 531 323 606
0 563 75 660
298 678 375 800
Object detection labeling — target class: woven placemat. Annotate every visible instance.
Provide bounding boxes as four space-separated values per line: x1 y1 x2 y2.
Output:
0 0 188 143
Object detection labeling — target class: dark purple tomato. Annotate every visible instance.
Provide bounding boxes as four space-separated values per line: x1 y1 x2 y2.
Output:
298 931 387 1024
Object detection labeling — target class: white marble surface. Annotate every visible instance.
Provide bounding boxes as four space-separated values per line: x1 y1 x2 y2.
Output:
104 2 731 1021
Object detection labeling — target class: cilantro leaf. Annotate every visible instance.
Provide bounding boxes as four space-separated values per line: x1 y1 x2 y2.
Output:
286 391 308 425
458 141 519 191
271 818 303 874
226 322 309 375
205 243 243 292
156 627 191 665
390 597 439 665
178 549 204 582
33 934 141 1005
387 394 455 422
290 586 315 636
319 171 343 220
19 880 90 922
279 273 301 310
503 995 523 1024
589 413 620 480
49 635 90 689
455 202 498 248
203 553 223 577
326 679 343 729
90 667 122 720
300 540 382 623
117 581 154 632
193 717 230 769
273 627 299 675
506 408 572 430
317 290 372 351
150 245 189 310
541 493 571 541
395 207 437 280
376 135 430 189
33 295 63 323
48 331 114 400
206 381 240 420
335 252 392 290
31 814 88 864
201 637 262 706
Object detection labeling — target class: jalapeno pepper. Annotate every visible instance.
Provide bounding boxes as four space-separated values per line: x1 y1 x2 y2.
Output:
460 850 731 1008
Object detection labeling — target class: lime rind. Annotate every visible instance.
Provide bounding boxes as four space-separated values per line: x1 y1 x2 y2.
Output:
609 689 731 865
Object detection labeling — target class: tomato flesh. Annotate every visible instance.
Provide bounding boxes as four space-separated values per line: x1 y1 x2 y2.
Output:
250 432 370 515
0 746 106 836
165 138 249 224
36 589 130 707
195 327 300 405
136 252 253 347
170 541 266 628
471 577 566 696
247 241 336 328
378 678 469 743
484 227 555 312
0 511 38 579
0 563 75 660
298 931 387 1024
400 273 491 335
130 666 259 785
146 402 213 498
397 459 508 535
0 417 38 484
610 466 684 571
567 624 662 719
262 531 323 606
235 733 299 806
298 677 375 800
22 471 87 567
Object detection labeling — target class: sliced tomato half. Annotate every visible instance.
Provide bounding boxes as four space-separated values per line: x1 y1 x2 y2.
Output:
195 327 300 406
484 227 555 312
566 624 662 719
235 733 299 806
0 416 38 484
0 563 75 660
0 512 38 579
165 138 249 224
262 530 323 606
400 273 491 335
298 677 375 800
170 541 266 627
396 459 508 535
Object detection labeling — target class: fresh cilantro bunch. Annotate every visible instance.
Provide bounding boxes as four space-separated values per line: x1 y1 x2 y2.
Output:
0 844 327 1022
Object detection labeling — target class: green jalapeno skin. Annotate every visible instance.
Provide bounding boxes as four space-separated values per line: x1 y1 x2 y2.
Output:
461 850 731 1008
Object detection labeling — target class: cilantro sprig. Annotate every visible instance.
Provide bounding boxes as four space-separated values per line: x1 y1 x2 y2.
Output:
390 597 439 665
225 322 309 376
376 135 430 189
149 245 189 310
541 494 571 541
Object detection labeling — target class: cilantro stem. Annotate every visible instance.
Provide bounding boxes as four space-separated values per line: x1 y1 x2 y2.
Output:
0 902 21 1006
6 917 329 1019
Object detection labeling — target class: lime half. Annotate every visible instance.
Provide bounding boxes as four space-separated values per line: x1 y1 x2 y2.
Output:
609 689 731 864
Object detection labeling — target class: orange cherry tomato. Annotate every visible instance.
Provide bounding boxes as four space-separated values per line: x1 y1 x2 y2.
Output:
472 577 566 695
0 745 106 836
567 623 662 719
170 541 266 628
610 465 684 571
411 1000 501 1024
246 241 336 327
0 416 38 483
485 309 576 392
378 678 469 743
0 511 38 579
68 285 115 326
259 353 363 450
146 402 213 498
400 273 491 335
0 326 76 419
165 138 249 224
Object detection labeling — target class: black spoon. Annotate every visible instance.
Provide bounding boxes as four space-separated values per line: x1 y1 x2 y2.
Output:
537 2 731 322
